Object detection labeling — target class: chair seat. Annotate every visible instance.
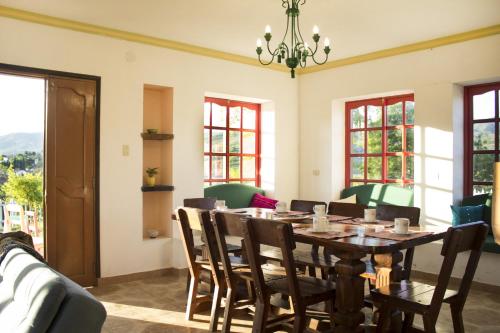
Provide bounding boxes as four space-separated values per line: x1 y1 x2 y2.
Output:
194 243 242 256
371 280 458 313
234 263 290 282
198 254 249 272
267 276 336 302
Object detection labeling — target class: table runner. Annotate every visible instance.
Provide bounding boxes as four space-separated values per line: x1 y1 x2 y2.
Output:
293 228 357 240
335 218 394 227
364 230 433 241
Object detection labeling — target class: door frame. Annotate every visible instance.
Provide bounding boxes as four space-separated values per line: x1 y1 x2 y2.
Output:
0 62 101 280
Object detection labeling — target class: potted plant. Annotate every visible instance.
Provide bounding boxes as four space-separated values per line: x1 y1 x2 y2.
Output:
145 167 158 186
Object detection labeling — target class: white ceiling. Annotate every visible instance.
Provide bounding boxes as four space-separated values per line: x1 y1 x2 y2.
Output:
1 0 499 60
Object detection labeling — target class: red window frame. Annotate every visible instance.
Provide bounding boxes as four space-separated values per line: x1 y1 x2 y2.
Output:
464 82 500 196
204 97 261 186
345 94 415 188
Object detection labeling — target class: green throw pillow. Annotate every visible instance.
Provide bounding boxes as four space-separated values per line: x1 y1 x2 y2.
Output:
450 204 485 226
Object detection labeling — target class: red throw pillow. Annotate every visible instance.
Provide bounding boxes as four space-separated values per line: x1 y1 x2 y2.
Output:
250 193 278 209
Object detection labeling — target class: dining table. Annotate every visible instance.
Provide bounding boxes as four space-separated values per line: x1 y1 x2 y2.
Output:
220 207 449 333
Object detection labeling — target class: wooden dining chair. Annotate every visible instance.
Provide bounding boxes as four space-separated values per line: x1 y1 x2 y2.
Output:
177 208 215 321
376 204 421 280
243 217 336 333
327 201 367 218
371 221 488 333
290 200 326 213
184 197 217 210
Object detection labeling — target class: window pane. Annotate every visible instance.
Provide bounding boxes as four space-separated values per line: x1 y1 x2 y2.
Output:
229 106 241 128
367 157 382 180
387 156 402 179
204 102 211 126
204 129 210 152
473 122 495 151
473 154 495 182
351 157 364 179
351 131 365 153
204 156 210 179
350 181 365 187
229 156 240 179
387 102 403 126
211 130 226 153
367 130 382 153
243 132 256 154
204 182 211 188
473 90 495 120
243 156 255 178
350 107 364 129
243 107 256 129
211 156 226 179
387 129 403 152
406 128 414 152
406 156 414 180
405 101 415 124
212 103 226 127
229 131 240 153
473 184 493 195
367 105 382 128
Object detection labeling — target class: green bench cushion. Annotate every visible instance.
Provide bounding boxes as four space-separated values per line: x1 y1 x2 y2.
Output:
459 194 498 253
204 184 265 209
341 184 414 207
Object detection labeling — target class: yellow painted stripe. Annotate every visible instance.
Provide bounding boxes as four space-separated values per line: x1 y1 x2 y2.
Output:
0 5 499 76
299 24 500 75
0 5 288 73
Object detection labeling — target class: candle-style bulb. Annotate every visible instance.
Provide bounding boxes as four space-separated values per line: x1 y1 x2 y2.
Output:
324 38 330 47
256 38 262 47
313 25 319 34
265 25 272 34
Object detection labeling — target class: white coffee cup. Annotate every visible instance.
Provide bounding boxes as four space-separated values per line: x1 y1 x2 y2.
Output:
364 208 376 222
313 204 326 216
265 211 274 220
275 201 287 213
394 218 410 234
215 200 226 210
313 216 328 232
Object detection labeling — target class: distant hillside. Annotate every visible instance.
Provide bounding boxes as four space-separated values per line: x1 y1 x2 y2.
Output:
0 132 43 155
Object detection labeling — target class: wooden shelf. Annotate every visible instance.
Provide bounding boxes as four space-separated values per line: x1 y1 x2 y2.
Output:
141 133 174 140
141 185 175 192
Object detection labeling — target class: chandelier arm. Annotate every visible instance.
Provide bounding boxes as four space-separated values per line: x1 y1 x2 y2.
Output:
310 53 329 65
282 0 290 9
257 53 277 66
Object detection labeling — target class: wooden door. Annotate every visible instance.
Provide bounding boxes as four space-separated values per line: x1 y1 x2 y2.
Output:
45 77 97 286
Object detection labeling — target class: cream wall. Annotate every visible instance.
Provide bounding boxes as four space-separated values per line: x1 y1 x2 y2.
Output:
0 17 299 277
299 35 500 285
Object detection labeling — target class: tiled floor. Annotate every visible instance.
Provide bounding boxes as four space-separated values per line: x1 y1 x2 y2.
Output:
89 271 500 332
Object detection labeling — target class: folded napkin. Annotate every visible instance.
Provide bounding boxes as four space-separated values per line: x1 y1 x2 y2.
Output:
293 228 357 240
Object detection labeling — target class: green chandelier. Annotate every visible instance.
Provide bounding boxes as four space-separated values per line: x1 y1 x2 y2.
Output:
256 0 331 78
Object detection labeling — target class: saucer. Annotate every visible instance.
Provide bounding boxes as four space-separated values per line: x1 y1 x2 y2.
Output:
390 229 412 236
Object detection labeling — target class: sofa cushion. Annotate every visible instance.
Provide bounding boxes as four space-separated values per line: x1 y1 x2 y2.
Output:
204 183 265 209
341 184 414 207
450 204 485 227
249 193 278 209
462 194 492 234
0 248 66 333
483 235 500 254
334 194 357 204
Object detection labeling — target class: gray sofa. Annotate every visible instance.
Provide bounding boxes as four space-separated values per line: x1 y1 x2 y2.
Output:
0 248 106 333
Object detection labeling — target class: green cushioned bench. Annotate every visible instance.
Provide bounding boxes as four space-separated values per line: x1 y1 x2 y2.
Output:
458 194 499 254
204 183 265 209
340 184 414 207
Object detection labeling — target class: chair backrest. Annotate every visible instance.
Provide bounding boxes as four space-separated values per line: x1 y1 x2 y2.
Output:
197 209 224 285
183 197 216 210
328 201 367 218
204 183 265 208
290 200 326 213
430 221 488 314
242 218 301 303
213 212 247 286
376 204 420 226
177 208 204 275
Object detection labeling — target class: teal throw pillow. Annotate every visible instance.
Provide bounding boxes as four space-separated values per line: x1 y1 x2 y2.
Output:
450 204 485 227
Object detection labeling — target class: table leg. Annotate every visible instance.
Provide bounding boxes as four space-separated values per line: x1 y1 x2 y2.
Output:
333 252 366 333
373 251 404 332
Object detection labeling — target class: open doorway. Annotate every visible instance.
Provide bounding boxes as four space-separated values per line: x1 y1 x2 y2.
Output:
0 73 45 256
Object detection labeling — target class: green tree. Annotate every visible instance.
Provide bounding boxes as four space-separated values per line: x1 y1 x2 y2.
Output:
1 168 43 209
